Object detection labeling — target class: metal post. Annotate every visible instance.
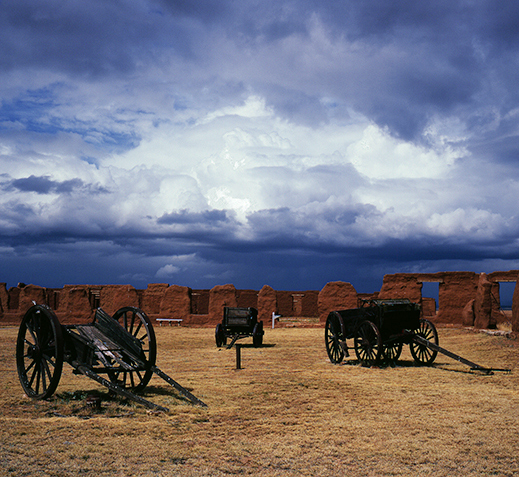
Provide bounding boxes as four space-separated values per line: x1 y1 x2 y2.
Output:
235 344 242 369
272 312 280 329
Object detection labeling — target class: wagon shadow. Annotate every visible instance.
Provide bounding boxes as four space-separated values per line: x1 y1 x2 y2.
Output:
388 359 496 374
142 385 201 404
338 358 477 374
228 343 277 349
55 385 194 411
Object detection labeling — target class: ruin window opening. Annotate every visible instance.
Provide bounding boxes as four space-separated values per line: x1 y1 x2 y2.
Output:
89 288 101 310
190 290 209 315
497 281 516 310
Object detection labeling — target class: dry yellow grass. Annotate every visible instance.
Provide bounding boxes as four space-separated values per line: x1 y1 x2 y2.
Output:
1 324 519 476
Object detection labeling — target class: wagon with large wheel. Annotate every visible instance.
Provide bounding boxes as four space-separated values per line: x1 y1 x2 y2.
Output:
215 307 264 349
325 299 509 373
16 304 207 411
325 299 437 367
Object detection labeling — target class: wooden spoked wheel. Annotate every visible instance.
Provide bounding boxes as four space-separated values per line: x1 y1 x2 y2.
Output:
215 323 227 347
382 342 403 365
110 307 157 392
16 305 64 399
325 313 345 364
410 319 439 366
354 321 382 367
252 322 263 347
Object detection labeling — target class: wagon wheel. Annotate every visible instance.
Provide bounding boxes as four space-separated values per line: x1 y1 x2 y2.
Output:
252 322 263 347
110 307 157 392
16 305 64 399
410 319 439 366
382 342 403 365
215 323 227 347
354 321 382 367
325 313 345 364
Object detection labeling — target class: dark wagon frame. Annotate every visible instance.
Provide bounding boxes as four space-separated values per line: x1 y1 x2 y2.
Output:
16 304 207 411
215 307 264 349
325 299 509 373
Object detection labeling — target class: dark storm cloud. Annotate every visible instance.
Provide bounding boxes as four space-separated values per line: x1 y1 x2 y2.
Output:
0 0 190 76
155 0 228 22
2 0 519 141
2 0 519 292
4 175 108 195
158 209 231 225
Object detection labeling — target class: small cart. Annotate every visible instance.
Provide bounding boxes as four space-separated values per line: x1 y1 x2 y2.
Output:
215 307 264 349
16 304 207 411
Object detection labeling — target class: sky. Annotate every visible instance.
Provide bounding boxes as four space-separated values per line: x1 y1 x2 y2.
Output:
1 0 519 294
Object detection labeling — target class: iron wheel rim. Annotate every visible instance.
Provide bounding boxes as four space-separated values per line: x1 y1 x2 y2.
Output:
325 313 345 364
110 307 157 392
410 319 439 366
354 321 382 367
16 305 64 399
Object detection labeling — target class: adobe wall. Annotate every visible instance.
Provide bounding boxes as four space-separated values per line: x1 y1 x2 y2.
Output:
378 274 423 302
258 285 277 323
1 270 517 333
142 283 169 315
358 271 512 327
99 285 140 316
437 272 479 324
236 289 259 309
317 281 358 323
208 284 237 325
0 283 7 314
57 285 94 324
159 285 191 322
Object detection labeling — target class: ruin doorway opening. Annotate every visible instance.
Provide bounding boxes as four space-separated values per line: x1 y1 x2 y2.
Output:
421 281 439 318
492 281 516 329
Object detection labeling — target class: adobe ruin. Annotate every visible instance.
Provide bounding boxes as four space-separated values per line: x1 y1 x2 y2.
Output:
1 270 518 334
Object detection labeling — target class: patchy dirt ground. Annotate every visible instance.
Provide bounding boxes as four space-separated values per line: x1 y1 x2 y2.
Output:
1 324 518 476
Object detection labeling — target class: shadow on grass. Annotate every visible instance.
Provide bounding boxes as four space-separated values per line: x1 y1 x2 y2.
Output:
335 358 499 375
55 381 197 409
223 343 277 349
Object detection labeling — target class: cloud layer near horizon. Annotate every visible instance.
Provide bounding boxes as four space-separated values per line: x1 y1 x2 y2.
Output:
1 0 519 292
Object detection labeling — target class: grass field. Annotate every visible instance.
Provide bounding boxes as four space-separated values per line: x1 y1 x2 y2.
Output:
1 324 518 476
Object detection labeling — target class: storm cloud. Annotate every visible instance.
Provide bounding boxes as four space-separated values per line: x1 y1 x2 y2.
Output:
1 0 519 292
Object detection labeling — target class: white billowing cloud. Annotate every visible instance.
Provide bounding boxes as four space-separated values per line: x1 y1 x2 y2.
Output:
201 96 273 123
426 208 506 239
154 253 236 285
90 94 369 221
0 83 509 256
206 186 251 218
347 124 462 180
156 263 181 278
0 89 490 246
155 253 199 279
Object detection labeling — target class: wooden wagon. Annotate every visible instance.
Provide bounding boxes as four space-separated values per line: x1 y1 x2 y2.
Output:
16 304 207 411
325 299 508 373
215 307 264 348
